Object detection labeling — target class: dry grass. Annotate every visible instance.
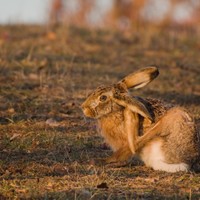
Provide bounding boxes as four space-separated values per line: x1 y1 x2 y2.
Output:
0 25 200 199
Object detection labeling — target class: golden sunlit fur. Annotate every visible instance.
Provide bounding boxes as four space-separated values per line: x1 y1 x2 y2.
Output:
81 67 200 172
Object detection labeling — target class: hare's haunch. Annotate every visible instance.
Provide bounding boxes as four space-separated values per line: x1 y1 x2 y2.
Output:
81 67 199 172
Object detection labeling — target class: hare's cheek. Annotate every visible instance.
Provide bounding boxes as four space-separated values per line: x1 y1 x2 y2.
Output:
96 104 112 116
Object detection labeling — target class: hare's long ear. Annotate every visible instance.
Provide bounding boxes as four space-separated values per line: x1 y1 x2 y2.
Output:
118 66 159 89
112 94 153 121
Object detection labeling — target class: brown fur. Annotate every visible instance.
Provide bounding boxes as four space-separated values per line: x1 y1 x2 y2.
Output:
81 67 200 171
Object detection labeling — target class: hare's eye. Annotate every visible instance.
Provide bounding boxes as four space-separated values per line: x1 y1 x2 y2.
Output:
100 95 107 102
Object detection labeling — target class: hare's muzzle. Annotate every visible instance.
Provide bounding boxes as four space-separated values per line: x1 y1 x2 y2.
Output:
81 104 96 118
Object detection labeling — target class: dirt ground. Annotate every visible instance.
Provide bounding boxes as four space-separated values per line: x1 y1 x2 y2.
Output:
0 25 200 199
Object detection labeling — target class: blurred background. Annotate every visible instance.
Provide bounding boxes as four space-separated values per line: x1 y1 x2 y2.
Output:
0 0 199 29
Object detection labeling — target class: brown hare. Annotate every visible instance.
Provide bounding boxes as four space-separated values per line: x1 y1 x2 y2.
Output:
81 67 199 172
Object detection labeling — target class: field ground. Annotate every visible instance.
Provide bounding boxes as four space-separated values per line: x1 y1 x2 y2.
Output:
0 25 200 199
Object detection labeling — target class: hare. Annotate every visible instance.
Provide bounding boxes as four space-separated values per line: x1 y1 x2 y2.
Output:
81 67 199 172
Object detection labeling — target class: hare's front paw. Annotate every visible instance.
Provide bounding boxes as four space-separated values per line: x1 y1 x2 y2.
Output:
105 152 131 167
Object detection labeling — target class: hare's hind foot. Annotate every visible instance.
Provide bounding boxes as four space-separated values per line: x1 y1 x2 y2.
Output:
140 139 190 172
152 161 189 172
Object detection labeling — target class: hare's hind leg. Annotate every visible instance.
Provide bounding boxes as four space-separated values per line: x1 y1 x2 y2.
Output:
124 108 140 154
135 107 194 151
124 107 196 172
142 139 189 172
141 139 189 172
136 107 197 172
124 107 163 153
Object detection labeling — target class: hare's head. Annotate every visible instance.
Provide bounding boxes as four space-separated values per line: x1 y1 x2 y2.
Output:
81 67 159 120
